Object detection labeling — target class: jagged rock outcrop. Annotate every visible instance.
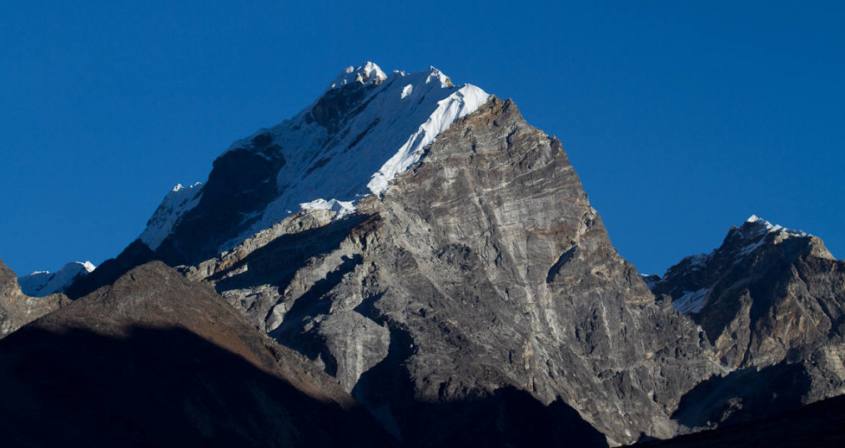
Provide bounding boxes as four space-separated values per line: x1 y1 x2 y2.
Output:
0 260 69 338
651 216 845 430
0 261 393 447
188 98 719 445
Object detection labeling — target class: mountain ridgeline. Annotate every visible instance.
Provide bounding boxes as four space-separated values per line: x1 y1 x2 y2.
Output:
3 62 843 447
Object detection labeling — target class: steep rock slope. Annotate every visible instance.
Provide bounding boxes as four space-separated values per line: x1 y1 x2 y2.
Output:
0 261 392 447
651 216 845 429
0 260 69 338
190 98 719 445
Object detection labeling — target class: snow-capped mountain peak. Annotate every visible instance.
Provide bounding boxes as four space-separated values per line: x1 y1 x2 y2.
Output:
330 61 388 89
653 214 836 315
18 261 96 297
734 214 817 257
137 62 492 259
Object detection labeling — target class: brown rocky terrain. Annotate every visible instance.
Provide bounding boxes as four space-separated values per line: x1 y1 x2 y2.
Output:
0 260 69 338
0 261 392 447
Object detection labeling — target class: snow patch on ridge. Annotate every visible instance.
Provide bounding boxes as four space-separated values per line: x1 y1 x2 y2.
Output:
300 198 356 219
367 84 490 196
735 214 811 258
140 182 203 250
19 261 96 297
401 84 414 99
744 214 807 238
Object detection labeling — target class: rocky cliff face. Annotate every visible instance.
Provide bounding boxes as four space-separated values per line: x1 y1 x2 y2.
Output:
651 216 845 429
0 260 69 338
185 98 719 445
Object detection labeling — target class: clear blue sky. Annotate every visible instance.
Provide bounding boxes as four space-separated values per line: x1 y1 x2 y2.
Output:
2 1 843 276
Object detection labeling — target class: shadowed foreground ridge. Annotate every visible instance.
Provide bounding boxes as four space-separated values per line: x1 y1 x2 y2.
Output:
0 261 607 448
635 394 845 448
0 326 383 447
0 262 391 448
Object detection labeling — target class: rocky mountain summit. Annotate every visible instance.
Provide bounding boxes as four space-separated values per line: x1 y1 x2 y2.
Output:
650 216 845 431
2 62 843 447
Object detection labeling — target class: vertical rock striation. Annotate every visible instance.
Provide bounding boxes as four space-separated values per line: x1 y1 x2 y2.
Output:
196 98 719 445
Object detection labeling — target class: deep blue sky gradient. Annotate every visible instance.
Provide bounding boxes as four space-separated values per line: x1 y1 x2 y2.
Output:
2 1 843 275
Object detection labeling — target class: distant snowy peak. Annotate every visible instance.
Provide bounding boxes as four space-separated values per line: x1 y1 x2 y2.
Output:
671 215 824 275
730 214 831 258
742 214 808 237
652 215 834 315
330 61 388 89
19 261 96 297
140 182 202 250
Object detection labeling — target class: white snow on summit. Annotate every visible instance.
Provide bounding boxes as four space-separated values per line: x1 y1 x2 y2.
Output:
19 261 96 297
735 214 812 258
744 214 808 237
300 198 356 219
138 61 492 254
221 62 491 249
330 61 387 89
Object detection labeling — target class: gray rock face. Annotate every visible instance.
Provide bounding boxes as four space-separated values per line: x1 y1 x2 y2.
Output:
0 260 69 339
192 98 719 445
652 217 845 429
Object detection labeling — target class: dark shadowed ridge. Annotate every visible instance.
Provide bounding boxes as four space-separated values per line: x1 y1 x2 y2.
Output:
0 260 608 448
634 394 845 448
0 261 393 448
0 326 388 448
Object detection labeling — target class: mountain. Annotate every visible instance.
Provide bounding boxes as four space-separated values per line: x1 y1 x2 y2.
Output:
4 61 841 446
143 63 489 266
63 62 721 446
650 216 845 430
18 260 95 296
0 260 70 338
0 261 393 447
